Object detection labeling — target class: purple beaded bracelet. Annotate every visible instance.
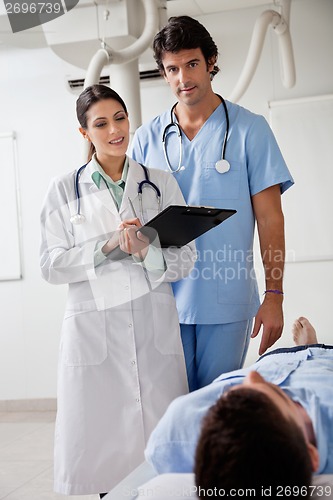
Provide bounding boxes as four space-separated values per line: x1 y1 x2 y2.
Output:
264 289 284 295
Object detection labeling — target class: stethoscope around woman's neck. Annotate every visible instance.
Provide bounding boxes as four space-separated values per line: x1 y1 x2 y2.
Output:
70 161 161 225
162 94 231 174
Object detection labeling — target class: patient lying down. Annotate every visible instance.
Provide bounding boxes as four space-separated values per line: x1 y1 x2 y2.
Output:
137 318 333 498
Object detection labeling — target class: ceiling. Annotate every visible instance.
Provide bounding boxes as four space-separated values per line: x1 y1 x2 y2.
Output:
0 0 274 70
0 0 273 46
166 0 270 16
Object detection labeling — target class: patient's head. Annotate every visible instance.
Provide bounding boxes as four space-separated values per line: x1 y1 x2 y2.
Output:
194 373 317 498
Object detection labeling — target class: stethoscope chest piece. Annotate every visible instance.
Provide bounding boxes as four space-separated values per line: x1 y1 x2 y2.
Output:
70 213 86 225
215 159 230 174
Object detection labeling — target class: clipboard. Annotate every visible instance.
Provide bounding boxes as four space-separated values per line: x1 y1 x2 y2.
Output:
139 205 237 247
106 205 236 260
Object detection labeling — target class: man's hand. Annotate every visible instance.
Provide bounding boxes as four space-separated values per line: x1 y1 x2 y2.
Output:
251 294 284 355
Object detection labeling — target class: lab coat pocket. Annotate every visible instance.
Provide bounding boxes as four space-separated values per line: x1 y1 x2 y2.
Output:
151 291 183 355
61 300 107 366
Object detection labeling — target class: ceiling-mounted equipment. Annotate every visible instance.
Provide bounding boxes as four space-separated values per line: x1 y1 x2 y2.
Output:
83 0 161 87
227 0 296 102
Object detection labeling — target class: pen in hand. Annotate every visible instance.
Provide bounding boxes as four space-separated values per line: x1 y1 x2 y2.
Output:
126 199 151 290
124 198 150 263
126 197 145 238
127 197 138 220
126 197 145 241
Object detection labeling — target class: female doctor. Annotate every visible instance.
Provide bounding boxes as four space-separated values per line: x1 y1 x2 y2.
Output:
40 84 196 497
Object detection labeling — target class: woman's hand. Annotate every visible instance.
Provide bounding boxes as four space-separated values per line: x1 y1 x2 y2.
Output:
118 218 150 260
101 229 121 255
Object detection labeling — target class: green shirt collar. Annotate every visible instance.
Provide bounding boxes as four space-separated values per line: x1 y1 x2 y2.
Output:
91 154 129 189
90 155 129 210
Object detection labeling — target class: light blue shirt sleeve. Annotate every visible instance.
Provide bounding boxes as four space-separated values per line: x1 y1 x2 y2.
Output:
133 244 166 274
144 378 234 473
94 240 108 267
245 114 294 195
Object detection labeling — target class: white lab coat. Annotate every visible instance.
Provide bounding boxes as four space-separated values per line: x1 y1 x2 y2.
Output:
40 158 196 495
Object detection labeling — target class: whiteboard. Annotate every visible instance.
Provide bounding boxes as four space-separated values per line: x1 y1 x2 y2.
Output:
269 95 333 262
0 132 22 280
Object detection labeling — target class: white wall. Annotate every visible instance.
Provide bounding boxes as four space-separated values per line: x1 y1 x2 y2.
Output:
0 0 332 400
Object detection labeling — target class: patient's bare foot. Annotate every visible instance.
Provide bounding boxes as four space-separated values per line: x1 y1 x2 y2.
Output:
292 317 318 345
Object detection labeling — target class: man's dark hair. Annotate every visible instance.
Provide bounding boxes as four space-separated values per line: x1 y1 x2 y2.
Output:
194 388 313 498
153 16 220 78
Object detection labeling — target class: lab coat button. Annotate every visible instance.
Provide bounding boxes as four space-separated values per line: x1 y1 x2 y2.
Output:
131 360 136 365
128 323 133 328
136 398 140 403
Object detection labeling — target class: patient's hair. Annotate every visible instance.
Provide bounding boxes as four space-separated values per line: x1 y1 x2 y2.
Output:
194 388 313 498
153 16 220 79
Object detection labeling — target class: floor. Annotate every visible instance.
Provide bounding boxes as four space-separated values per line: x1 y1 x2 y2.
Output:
0 410 98 500
3 410 332 500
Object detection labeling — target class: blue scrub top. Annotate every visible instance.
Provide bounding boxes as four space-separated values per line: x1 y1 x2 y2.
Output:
130 101 294 324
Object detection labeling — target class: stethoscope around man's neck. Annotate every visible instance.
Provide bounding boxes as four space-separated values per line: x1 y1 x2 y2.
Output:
162 94 231 175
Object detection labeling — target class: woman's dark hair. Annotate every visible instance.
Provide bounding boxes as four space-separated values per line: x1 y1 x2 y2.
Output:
153 16 220 79
194 388 313 498
76 84 128 162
